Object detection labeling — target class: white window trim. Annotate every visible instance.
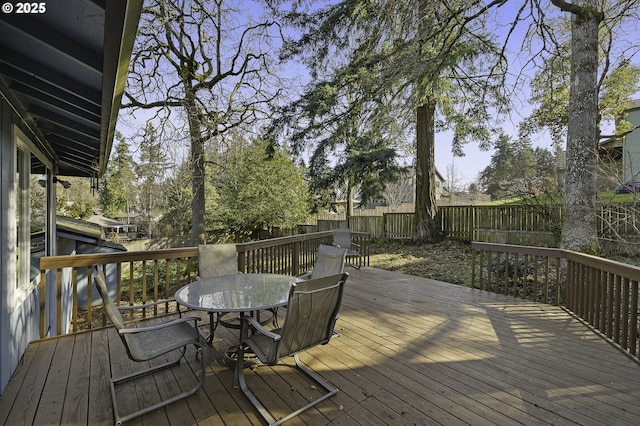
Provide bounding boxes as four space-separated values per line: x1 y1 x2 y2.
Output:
13 126 51 307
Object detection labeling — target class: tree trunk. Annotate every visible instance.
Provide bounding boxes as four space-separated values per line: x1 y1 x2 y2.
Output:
413 97 442 244
185 93 206 245
560 1 601 253
345 173 354 227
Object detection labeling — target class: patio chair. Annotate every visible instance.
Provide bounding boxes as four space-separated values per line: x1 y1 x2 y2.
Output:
197 243 240 279
235 272 349 426
299 244 347 280
332 228 362 269
282 244 347 330
93 267 205 426
197 243 273 330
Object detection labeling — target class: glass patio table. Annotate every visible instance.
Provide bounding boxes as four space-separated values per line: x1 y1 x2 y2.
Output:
174 273 300 345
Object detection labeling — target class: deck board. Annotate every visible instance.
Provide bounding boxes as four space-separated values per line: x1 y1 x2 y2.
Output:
2 267 640 425
87 328 113 425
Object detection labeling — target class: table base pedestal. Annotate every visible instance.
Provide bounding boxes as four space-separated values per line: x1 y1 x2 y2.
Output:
223 345 262 367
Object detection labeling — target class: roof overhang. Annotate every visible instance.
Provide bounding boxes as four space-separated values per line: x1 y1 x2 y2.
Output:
0 0 142 177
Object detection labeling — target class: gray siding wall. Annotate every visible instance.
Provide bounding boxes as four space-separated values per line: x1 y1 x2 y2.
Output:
0 99 42 394
623 107 640 182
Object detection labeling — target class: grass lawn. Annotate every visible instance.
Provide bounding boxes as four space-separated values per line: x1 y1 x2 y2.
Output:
369 238 474 286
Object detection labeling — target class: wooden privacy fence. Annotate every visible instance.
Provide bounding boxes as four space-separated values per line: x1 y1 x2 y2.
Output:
472 242 640 361
38 231 370 338
316 205 559 242
319 203 640 246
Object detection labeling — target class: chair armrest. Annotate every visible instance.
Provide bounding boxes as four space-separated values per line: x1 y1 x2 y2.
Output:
297 271 312 280
118 316 201 334
243 316 281 341
333 241 361 251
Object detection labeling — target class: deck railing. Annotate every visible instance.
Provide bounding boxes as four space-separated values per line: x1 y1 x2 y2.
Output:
472 242 640 360
38 231 370 338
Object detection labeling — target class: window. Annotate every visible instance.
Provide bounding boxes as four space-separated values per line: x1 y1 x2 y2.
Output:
14 126 51 302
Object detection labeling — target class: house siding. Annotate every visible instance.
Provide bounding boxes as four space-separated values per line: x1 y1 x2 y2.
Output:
0 98 41 394
622 105 640 182
0 99 39 394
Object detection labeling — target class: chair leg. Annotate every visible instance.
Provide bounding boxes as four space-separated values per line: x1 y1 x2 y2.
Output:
236 345 279 425
111 345 205 425
236 348 339 426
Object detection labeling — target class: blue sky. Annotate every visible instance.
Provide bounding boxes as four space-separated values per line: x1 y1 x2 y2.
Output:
118 0 640 190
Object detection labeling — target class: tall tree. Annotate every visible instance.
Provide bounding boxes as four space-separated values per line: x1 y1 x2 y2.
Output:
100 135 137 218
270 0 509 243
479 133 556 199
136 123 168 237
479 133 515 198
52 176 98 220
505 0 639 252
217 140 310 240
547 0 601 252
155 161 193 239
303 94 407 221
123 0 283 244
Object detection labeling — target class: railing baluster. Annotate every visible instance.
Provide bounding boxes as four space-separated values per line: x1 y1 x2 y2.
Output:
483 251 489 292
630 280 638 356
72 268 79 332
606 272 614 338
622 277 630 350
533 255 539 303
614 275 622 344
116 263 122 308
56 269 63 335
128 261 134 321
153 261 159 316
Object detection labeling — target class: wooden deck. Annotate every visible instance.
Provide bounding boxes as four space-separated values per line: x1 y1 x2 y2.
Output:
2 267 640 425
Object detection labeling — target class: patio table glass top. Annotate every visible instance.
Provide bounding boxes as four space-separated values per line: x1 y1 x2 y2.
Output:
174 273 300 313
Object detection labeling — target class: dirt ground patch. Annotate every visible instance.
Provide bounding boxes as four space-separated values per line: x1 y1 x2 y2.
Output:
368 238 474 286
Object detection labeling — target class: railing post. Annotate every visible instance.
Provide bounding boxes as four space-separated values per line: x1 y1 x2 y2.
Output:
292 240 300 276
56 270 62 336
39 270 46 338
237 247 247 273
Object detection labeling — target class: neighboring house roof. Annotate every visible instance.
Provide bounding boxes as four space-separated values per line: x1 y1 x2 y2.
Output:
0 0 142 177
56 216 126 250
86 214 137 231
58 215 103 240
30 216 127 250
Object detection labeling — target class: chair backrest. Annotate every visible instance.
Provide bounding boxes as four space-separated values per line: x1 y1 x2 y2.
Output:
332 228 353 249
198 244 239 279
275 273 348 361
94 267 147 362
93 267 128 337
93 267 160 361
309 244 347 279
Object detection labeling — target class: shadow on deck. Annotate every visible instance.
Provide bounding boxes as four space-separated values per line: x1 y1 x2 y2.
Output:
1 267 639 425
